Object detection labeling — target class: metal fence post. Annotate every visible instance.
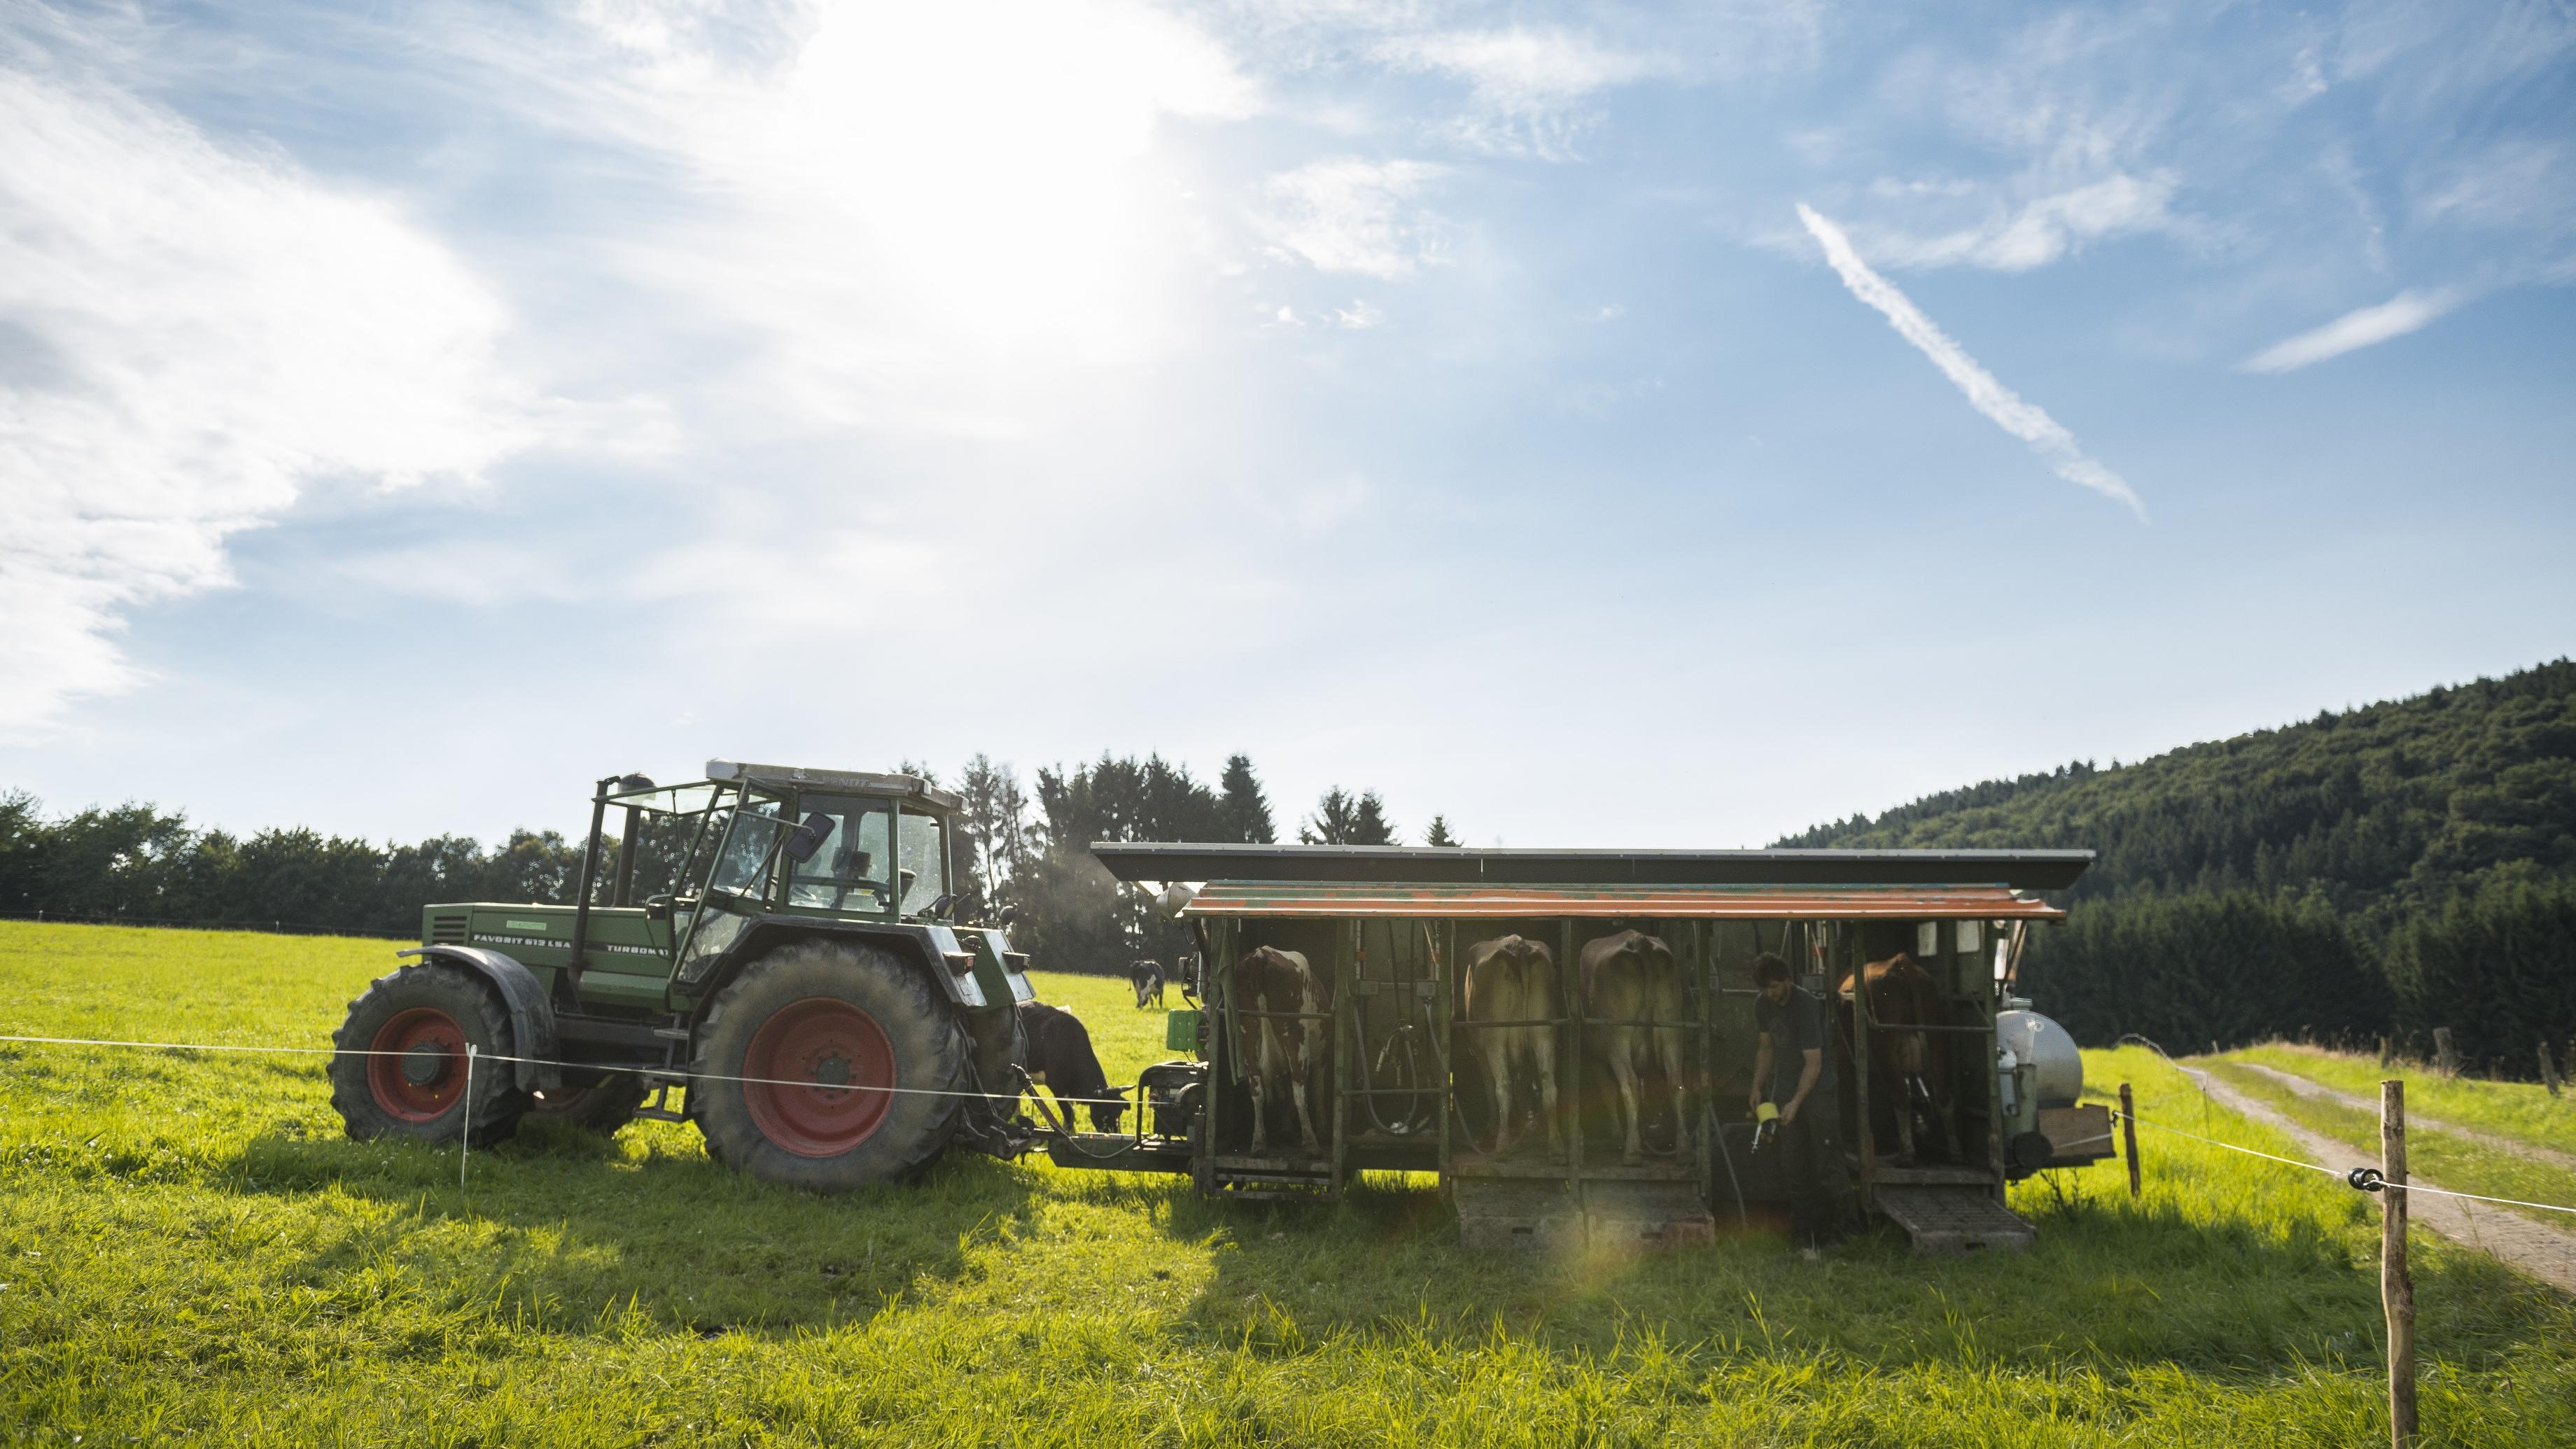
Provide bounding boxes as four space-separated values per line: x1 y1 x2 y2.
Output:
461 1044 477 1189
2383 1079 2416 1449
2119 1082 2141 1200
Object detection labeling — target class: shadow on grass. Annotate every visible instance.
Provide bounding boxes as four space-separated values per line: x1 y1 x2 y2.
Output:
202 1119 2575 1378
1135 1168 2570 1379
218 1119 1045 1339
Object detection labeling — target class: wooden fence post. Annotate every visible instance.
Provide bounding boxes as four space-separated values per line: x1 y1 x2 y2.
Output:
2119 1082 2141 1200
2378 1035 2392 1068
2432 1028 2458 1077
2542 1043 2564 1099
2383 1080 2416 1449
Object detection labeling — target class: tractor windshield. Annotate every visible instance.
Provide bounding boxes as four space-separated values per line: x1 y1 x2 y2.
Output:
783 794 895 912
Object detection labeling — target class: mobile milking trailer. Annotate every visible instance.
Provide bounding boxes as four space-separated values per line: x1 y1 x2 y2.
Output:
1054 844 2113 1253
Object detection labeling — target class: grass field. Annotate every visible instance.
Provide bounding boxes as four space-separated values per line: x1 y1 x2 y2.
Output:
4 921 2574 1446
2227 1043 2576 1159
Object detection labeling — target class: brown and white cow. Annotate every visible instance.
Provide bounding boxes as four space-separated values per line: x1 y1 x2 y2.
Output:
1233 945 1328 1155
1462 934 1564 1155
1579 929 1691 1165
1837 952 1959 1164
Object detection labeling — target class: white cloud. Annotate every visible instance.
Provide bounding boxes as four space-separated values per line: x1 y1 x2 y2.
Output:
1796 204 2145 518
1858 172 2181 272
2239 288 2465 373
1375 26 1671 110
1332 299 1386 328
0 68 529 739
1371 24 1673 158
1259 158 1449 278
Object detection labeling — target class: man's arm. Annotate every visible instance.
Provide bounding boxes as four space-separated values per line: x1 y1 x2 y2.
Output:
1749 1032 1774 1110
1784 1047 1822 1121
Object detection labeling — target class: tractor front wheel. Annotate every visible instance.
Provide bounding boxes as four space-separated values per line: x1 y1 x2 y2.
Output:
690 939 967 1191
329 960 526 1146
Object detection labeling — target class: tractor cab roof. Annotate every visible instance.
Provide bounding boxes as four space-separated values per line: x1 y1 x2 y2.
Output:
704 760 965 813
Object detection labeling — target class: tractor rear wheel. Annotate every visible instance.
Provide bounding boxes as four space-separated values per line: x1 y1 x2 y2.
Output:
690 939 967 1191
329 960 526 1146
527 1072 650 1134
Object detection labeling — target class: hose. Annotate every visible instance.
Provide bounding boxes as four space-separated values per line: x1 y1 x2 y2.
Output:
1710 1107 1749 1229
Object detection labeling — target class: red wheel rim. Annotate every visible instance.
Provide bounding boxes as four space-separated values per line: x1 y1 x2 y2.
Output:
367 1007 469 1123
742 997 896 1157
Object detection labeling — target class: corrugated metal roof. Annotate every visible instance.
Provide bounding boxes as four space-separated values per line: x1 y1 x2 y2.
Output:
1181 881 2064 920
1092 843 2093 891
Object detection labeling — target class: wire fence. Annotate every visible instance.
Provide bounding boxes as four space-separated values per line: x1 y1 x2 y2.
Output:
6 1028 2575 1219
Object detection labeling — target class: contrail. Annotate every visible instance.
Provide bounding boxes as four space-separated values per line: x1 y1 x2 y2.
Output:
2239 288 2460 373
1795 203 2144 519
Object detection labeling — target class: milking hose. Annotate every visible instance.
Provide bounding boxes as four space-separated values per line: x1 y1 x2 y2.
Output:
1709 1107 1749 1229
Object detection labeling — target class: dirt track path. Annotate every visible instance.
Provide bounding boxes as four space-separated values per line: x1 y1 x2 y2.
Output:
2236 1060 2576 1172
2179 1066 2576 1296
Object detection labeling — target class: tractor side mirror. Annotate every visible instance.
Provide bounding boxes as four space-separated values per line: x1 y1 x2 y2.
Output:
783 811 834 864
927 892 956 920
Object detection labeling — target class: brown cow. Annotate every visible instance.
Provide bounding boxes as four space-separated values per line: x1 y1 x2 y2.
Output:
1580 929 1690 1165
1837 951 1959 1164
1462 934 1563 1155
1233 945 1327 1155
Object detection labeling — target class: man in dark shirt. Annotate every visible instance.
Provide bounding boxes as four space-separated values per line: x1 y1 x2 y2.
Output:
1748 951 1832 1245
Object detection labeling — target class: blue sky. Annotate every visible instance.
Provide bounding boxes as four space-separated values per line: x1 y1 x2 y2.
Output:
3 0 2572 850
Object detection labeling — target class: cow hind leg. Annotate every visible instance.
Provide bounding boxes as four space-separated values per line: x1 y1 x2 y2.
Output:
1289 1070 1322 1154
1530 1030 1564 1154
1607 1042 1646 1165
1653 1027 1690 1156
1478 1039 1517 1153
1248 1060 1272 1155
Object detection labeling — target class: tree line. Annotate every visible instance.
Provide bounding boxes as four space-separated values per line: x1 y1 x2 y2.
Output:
0 756 1456 975
1782 658 2576 1079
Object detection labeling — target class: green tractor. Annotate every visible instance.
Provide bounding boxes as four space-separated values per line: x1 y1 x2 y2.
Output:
328 762 1035 1189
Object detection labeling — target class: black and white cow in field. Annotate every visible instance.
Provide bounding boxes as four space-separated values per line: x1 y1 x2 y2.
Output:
1580 928 1690 1165
1233 945 1327 1154
1017 1000 1125 1133
1128 959 1166 1009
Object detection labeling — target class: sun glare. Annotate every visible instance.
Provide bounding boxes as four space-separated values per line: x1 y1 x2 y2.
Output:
749 0 1253 356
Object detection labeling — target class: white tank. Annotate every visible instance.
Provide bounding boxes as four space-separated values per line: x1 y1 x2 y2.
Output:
1996 1009 2084 1109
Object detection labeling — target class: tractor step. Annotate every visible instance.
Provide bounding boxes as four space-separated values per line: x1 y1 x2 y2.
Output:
1452 1177 1580 1252
1580 1180 1716 1252
1451 1177 1714 1252
1207 1154 1338 1202
1876 1184 2034 1255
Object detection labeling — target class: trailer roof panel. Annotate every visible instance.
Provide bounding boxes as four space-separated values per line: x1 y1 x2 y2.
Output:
1180 881 2064 920
1093 842 2092 891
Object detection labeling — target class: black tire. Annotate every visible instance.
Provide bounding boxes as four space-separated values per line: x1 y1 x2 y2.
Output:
690 938 968 1191
330 960 526 1146
527 1072 650 1134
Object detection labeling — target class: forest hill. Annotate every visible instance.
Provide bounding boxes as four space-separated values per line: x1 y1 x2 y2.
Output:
1782 657 2576 1082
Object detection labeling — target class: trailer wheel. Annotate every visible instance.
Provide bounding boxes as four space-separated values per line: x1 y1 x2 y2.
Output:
527 1072 650 1134
690 939 967 1191
329 960 526 1146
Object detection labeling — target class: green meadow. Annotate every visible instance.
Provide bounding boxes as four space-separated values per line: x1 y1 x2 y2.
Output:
2 921 2570 1445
